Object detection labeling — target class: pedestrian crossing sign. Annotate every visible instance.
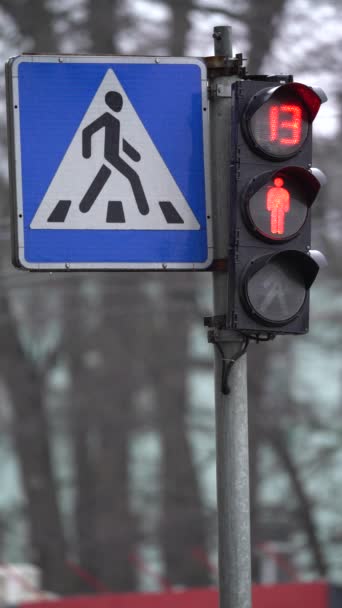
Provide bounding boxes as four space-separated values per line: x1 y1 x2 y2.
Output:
6 55 212 270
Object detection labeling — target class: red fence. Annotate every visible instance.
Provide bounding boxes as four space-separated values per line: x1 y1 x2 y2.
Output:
22 582 330 608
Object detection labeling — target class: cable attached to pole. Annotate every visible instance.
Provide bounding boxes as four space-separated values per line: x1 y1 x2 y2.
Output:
215 336 249 395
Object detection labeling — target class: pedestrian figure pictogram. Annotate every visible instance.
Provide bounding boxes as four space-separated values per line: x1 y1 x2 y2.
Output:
260 274 289 317
80 91 149 216
266 177 290 235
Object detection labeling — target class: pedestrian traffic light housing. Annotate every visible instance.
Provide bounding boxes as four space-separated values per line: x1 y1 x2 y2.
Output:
228 77 327 336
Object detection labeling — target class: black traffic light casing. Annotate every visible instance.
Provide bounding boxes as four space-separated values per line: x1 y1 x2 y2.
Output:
227 77 326 337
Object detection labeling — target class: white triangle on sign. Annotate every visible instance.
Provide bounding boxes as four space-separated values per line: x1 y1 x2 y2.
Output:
30 69 200 231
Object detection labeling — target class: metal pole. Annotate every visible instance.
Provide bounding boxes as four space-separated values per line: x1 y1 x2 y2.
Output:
208 26 252 608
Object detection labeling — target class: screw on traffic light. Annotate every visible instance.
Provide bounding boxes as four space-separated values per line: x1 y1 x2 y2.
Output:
228 77 327 337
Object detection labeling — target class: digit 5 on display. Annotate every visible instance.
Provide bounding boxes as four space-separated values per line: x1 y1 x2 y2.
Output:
228 77 327 337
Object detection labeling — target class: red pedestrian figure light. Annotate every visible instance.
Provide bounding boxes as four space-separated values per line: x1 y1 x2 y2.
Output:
266 177 290 235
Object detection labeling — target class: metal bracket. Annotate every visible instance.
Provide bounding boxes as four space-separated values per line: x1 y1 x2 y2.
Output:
208 83 232 98
216 83 232 97
204 316 239 344
204 53 246 77
208 328 241 344
204 314 226 329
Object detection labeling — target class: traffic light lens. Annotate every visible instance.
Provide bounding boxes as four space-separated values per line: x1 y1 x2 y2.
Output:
247 175 308 241
245 258 307 324
249 97 309 158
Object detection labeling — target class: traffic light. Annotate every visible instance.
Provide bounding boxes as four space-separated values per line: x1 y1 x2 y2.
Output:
228 77 327 337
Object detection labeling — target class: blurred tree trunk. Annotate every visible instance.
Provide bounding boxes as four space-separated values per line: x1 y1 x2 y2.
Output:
90 281 138 591
0 295 71 594
152 278 210 587
66 282 101 592
0 0 57 52
150 0 210 586
266 428 328 577
168 0 192 56
89 0 120 54
62 3 140 591
66 277 139 593
246 0 287 73
0 0 69 594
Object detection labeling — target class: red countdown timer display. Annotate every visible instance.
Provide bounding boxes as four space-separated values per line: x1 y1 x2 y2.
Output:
246 173 309 241
248 95 309 159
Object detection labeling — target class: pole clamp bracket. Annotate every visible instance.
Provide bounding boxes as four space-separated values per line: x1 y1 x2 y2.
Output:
204 315 238 344
209 83 232 98
205 53 247 78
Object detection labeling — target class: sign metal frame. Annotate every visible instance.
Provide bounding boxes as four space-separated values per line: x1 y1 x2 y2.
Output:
6 54 212 271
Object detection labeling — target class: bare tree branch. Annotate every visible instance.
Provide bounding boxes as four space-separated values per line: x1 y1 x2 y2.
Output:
267 429 328 577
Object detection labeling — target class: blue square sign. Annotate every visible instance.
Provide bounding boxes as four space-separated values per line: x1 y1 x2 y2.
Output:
6 55 212 270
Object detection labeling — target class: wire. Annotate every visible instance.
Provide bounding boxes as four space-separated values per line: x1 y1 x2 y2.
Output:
215 336 249 396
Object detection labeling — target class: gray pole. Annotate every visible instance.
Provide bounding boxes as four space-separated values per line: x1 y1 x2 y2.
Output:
207 26 252 608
